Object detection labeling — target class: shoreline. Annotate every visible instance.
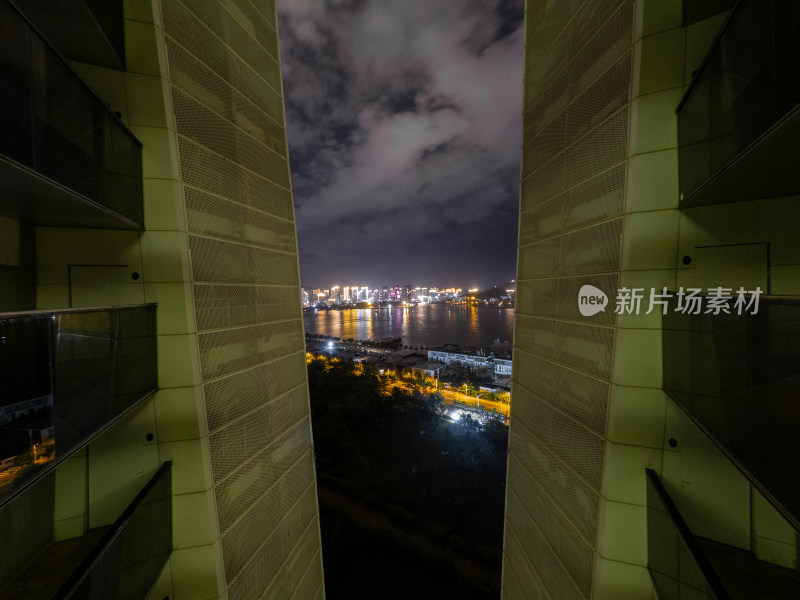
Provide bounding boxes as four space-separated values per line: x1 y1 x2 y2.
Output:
303 303 515 311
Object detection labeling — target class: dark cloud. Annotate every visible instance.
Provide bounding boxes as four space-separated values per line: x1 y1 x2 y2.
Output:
277 0 523 289
493 0 526 43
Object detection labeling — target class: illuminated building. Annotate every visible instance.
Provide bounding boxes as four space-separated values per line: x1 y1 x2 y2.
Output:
0 1 324 598
505 1 800 598
428 348 512 379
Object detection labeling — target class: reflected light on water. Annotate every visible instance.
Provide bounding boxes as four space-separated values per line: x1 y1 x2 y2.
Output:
304 304 514 348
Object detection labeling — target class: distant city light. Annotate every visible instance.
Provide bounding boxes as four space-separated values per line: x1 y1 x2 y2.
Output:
299 282 513 309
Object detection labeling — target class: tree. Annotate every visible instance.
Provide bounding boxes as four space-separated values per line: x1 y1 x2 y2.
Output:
485 420 508 452
428 392 446 415
475 366 493 382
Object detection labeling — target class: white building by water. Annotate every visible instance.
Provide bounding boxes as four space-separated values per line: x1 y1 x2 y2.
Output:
427 346 512 378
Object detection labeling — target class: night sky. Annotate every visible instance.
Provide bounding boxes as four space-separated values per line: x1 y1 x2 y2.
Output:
277 0 524 290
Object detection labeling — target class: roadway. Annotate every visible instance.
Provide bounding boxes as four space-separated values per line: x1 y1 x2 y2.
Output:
388 381 510 420
439 388 510 418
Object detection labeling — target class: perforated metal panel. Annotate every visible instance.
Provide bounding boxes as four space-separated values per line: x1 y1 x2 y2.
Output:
186 189 298 252
159 0 323 598
225 488 320 597
517 218 624 279
513 323 615 390
515 273 620 325
188 235 300 285
215 433 315 534
518 164 625 243
504 0 634 598
262 538 323 600
506 486 593 600
193 284 301 332
503 529 551 599
203 352 307 430
178 136 294 220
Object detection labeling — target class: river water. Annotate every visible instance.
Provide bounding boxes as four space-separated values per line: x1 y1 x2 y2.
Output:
302 304 514 349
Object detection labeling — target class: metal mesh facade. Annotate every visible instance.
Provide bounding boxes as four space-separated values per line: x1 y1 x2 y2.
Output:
159 1 323 597
503 1 633 597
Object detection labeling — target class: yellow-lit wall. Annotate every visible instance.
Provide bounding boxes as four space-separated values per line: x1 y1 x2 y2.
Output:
29 1 324 598
505 0 634 597
506 2 800 598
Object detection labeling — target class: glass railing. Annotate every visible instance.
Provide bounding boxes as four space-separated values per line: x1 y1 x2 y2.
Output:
55 461 172 600
662 295 800 527
677 0 800 205
0 0 143 227
0 305 157 506
646 469 730 599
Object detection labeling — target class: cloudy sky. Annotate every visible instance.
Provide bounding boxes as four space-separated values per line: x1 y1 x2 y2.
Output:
277 0 523 290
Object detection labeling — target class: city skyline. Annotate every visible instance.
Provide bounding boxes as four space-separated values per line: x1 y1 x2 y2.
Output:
301 279 514 293
276 0 523 289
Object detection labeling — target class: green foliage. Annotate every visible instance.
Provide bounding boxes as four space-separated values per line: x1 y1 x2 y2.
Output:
306 356 383 421
484 419 508 451
475 366 494 382
461 383 477 397
307 352 509 600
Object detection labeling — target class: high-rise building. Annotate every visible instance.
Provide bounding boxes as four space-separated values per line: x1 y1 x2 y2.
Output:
0 1 323 598
506 1 800 598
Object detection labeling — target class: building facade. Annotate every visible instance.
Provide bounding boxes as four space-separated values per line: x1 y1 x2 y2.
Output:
505 0 800 598
428 347 512 378
0 1 324 598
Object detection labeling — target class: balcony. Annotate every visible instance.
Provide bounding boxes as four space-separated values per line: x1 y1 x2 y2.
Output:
646 469 729 599
677 0 800 207
647 469 800 599
0 462 171 600
15 0 125 71
0 0 143 229
662 295 800 527
0 305 157 506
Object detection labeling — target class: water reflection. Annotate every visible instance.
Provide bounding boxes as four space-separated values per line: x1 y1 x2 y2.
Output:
304 304 514 348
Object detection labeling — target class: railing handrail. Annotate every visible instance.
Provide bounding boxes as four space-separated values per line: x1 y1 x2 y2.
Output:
675 0 744 114
645 468 731 600
4 0 143 148
53 461 173 600
0 303 158 319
